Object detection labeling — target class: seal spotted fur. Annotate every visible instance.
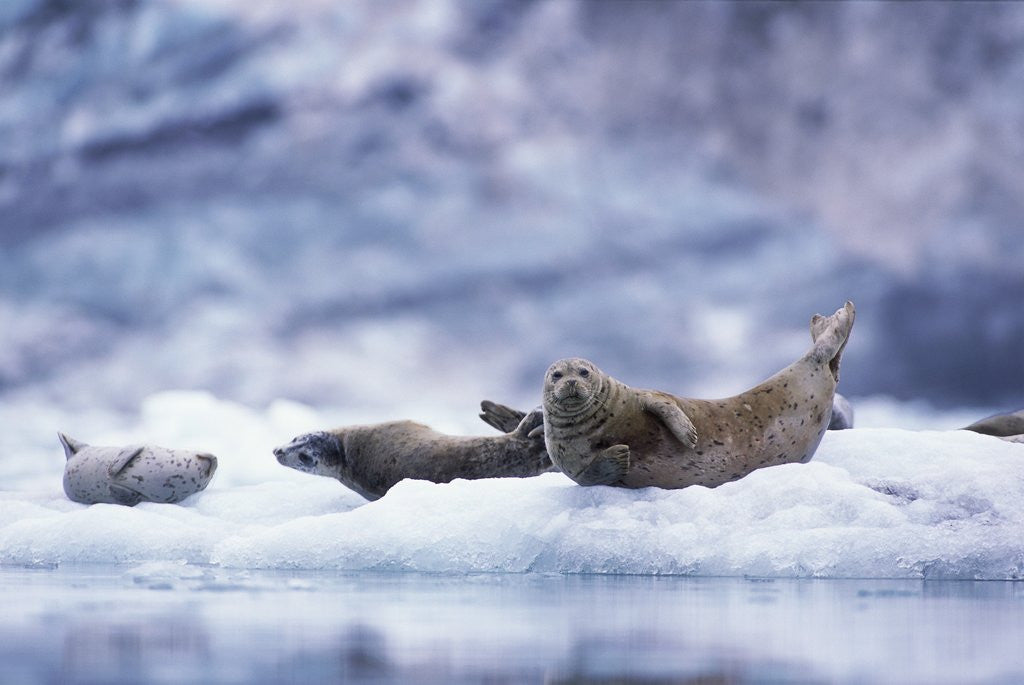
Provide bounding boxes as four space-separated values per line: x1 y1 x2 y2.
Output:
59 433 217 505
273 407 551 500
541 301 856 489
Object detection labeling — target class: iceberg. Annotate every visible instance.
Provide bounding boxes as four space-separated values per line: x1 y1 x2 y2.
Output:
2 392 1021 579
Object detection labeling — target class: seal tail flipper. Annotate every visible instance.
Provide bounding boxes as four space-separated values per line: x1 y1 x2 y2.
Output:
57 433 87 460
809 300 856 383
479 401 527 434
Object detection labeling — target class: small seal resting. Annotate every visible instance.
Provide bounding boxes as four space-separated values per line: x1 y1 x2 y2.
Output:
540 301 856 489
828 393 855 430
59 433 217 505
273 405 552 500
963 410 1024 444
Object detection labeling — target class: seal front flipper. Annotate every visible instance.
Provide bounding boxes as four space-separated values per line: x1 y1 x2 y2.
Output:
107 446 145 477
572 444 630 486
108 483 144 506
639 391 697 449
479 400 528 434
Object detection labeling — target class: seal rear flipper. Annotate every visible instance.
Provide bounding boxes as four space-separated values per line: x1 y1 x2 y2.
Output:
512 407 545 440
809 300 856 382
58 433 87 460
108 483 144 506
107 446 145 478
479 400 527 434
572 445 630 486
640 391 698 449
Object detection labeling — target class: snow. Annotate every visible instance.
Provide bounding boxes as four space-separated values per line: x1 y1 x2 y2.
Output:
2 391 1021 579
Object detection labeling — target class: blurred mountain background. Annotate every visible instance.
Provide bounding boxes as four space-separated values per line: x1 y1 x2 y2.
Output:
1 0 1021 422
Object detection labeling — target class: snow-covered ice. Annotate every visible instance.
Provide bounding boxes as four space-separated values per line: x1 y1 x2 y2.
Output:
2 391 1021 579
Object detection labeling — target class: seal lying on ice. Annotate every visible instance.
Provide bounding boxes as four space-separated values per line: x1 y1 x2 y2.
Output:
963 409 1024 444
480 394 856 434
59 433 217 505
540 301 856 489
273 405 552 500
827 393 855 430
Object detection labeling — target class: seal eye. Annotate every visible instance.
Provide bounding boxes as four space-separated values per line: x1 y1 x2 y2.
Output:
552 372 563 380
579 369 590 377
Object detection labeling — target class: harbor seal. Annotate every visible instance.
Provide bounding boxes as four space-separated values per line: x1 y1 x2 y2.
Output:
482 395 855 434
59 433 217 505
541 301 856 489
273 406 552 500
828 393 855 430
963 409 1024 443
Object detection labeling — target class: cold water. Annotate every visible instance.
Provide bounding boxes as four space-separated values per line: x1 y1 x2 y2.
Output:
2 565 1022 684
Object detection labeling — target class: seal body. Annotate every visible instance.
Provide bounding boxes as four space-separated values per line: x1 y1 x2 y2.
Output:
273 407 551 500
542 301 856 489
59 433 217 505
963 410 1024 443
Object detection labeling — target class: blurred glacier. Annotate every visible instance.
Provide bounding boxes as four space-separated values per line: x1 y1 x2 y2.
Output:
0 0 1022 424
2 391 1022 579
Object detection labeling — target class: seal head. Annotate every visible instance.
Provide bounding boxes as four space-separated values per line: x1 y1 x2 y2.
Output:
543 358 603 415
273 431 345 477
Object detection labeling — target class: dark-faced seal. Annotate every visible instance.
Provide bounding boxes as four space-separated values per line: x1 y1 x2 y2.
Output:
59 433 217 505
273 406 551 500
963 409 1024 443
540 301 856 489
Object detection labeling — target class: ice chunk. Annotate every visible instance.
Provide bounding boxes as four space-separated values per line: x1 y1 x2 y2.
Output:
2 393 1022 578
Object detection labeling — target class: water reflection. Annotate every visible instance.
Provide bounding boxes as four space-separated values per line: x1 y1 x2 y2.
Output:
61 617 211 684
2 567 1022 684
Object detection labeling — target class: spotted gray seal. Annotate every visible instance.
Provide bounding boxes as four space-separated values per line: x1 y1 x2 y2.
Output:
540 301 856 489
963 409 1024 443
59 433 217 505
273 405 552 500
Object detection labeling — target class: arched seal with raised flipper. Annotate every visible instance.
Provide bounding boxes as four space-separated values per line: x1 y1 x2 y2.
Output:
481 395 855 435
540 301 856 489
273 406 552 500
59 433 218 505
963 409 1024 444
